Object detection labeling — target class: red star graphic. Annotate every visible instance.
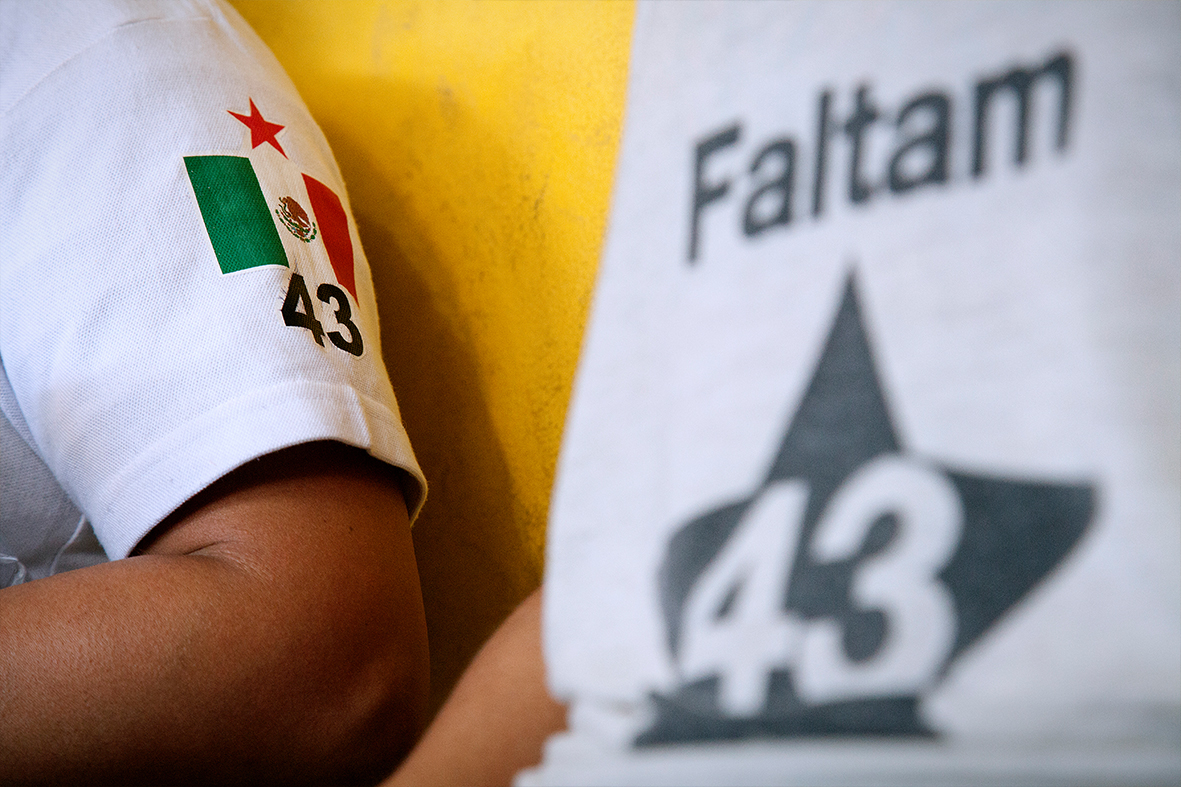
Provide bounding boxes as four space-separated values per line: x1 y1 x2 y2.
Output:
228 98 287 158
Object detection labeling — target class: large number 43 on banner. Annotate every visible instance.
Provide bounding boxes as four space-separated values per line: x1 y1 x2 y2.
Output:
646 278 1094 740
678 456 962 716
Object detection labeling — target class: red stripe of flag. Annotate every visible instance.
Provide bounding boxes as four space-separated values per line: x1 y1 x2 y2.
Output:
303 174 356 300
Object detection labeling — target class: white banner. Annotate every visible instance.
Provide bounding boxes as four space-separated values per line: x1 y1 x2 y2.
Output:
526 2 1180 784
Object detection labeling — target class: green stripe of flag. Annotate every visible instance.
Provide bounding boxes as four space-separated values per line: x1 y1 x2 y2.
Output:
185 155 288 274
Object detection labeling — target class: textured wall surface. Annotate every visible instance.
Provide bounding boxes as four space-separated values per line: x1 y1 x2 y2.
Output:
230 0 634 711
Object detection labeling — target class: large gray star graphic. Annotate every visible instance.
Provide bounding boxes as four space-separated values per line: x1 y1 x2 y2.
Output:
637 274 1095 746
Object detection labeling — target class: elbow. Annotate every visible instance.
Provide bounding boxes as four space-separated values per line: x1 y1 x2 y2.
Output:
289 580 431 785
339 619 432 783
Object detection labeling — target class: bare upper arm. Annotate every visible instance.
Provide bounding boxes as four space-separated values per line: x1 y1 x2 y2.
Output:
0 440 428 785
139 439 432 770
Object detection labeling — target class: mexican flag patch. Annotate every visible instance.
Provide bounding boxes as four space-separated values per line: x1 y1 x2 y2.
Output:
183 98 357 300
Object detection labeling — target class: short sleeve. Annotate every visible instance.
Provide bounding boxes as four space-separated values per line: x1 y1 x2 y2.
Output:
0 0 426 560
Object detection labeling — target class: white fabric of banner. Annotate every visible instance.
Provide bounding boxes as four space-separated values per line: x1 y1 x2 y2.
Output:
523 2 1180 784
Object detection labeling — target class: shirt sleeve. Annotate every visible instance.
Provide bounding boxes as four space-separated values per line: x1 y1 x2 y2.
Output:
0 0 426 560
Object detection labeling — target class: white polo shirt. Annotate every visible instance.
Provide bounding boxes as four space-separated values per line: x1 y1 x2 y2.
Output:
0 0 425 586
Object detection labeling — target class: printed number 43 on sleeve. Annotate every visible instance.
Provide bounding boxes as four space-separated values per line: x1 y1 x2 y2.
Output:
281 272 364 356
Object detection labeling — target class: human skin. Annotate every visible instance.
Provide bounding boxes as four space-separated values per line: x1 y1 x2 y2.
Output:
384 587 567 787
0 440 428 786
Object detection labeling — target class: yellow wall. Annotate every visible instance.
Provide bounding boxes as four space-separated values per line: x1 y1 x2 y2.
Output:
230 0 634 710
